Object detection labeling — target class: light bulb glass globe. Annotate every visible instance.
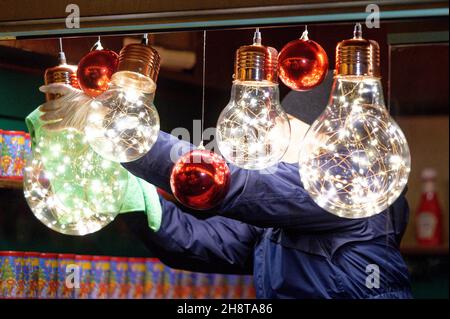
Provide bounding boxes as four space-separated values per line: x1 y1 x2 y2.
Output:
85 71 160 163
23 128 128 235
299 76 411 218
216 81 291 170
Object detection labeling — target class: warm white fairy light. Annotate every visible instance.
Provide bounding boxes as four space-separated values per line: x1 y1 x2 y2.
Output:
84 72 160 163
23 128 128 235
216 81 291 170
299 76 411 218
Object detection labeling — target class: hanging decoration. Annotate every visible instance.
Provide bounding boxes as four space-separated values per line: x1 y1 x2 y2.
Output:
170 31 231 210
216 28 291 170
23 37 128 235
298 23 411 218
44 38 79 101
84 34 161 163
77 37 119 97
170 145 231 210
278 26 328 91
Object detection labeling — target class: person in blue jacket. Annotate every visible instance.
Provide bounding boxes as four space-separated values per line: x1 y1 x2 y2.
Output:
39 72 413 299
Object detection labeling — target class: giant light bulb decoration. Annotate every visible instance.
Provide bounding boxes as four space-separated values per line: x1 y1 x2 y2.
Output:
298 24 411 218
23 41 127 236
24 129 128 236
85 35 161 162
216 29 291 170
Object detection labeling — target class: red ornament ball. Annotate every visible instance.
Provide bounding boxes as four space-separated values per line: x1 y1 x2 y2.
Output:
278 36 328 91
77 49 118 97
170 149 231 210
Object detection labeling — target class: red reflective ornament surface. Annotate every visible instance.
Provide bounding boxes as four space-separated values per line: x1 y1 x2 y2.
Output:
77 49 119 97
170 149 231 210
278 38 328 91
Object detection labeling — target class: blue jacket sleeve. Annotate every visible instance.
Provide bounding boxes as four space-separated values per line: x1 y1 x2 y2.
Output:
122 131 371 232
129 195 262 274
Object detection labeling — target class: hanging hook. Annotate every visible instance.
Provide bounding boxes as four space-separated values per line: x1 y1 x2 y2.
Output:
90 36 103 51
300 25 309 40
58 37 63 52
200 30 207 144
142 33 149 45
253 27 262 45
354 23 363 39
57 37 67 64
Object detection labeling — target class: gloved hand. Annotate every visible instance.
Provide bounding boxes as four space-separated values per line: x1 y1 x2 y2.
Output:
130 178 163 232
38 83 93 132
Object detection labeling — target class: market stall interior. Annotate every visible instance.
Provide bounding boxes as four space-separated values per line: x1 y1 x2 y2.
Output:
0 4 448 299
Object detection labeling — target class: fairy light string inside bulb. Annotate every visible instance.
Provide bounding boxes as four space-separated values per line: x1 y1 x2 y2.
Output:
298 23 411 218
23 128 128 235
85 33 161 162
216 28 291 170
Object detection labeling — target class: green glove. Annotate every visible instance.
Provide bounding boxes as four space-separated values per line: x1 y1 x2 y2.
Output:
133 178 162 232
26 106 162 232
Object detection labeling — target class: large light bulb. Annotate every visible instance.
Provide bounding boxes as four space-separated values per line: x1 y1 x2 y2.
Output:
85 42 161 163
23 128 128 235
85 72 159 162
298 24 411 218
216 29 291 170
217 81 290 169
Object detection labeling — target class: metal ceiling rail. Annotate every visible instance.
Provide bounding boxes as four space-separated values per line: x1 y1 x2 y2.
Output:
0 0 448 39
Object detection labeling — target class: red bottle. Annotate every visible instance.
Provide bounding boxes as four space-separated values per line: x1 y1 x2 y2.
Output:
415 168 443 247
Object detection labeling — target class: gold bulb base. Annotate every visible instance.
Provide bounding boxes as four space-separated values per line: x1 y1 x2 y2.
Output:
44 63 79 101
335 28 380 77
117 43 161 84
234 44 278 83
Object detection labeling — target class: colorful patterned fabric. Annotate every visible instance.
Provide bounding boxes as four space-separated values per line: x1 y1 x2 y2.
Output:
0 251 255 299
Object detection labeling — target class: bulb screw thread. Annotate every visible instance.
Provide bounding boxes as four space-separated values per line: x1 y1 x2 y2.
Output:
234 28 278 83
117 42 161 83
335 23 380 77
